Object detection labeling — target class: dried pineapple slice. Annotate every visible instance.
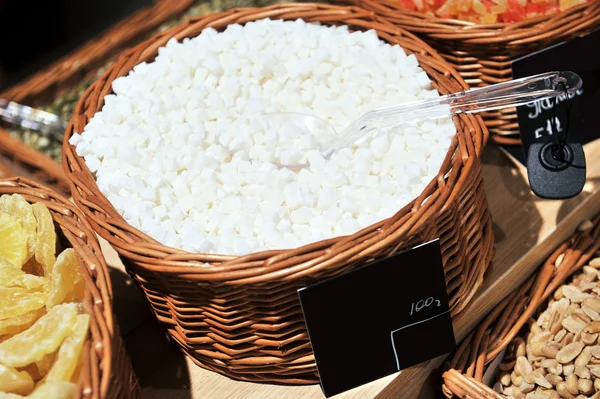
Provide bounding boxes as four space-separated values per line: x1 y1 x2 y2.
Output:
0 289 47 320
46 314 89 382
0 195 36 262
27 381 75 399
0 214 28 269
46 249 84 308
0 309 46 336
0 364 33 395
0 260 48 292
0 392 23 399
31 204 56 278
0 303 78 367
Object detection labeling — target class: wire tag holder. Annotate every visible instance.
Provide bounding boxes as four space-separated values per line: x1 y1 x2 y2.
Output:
526 81 586 199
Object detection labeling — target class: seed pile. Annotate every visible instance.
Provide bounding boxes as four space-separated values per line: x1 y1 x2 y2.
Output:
495 256 600 399
71 18 455 255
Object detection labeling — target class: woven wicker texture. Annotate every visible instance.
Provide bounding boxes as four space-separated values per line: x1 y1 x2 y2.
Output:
355 0 600 145
63 3 494 383
0 177 140 399
442 214 600 398
0 0 196 196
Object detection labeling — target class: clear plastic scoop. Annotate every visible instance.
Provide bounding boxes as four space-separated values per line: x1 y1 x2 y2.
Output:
264 71 582 168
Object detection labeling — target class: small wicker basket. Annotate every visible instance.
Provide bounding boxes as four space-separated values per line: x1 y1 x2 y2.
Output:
354 0 600 145
0 177 140 398
442 214 600 398
63 3 494 383
0 0 195 195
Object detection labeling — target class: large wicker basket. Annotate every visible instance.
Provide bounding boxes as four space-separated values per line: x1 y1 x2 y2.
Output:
354 0 600 145
63 3 494 383
442 214 600 398
0 0 195 195
0 177 140 399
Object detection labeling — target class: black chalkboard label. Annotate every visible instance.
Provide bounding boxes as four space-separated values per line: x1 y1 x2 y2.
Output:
298 239 455 397
506 29 600 164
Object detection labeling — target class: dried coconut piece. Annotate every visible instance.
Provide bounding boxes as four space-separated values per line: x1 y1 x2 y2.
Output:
46 314 89 382
31 203 56 277
46 249 84 308
0 308 45 336
0 364 34 395
0 303 78 367
0 288 47 320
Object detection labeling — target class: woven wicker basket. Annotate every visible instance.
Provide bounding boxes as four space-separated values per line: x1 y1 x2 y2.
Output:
0 177 140 399
355 0 600 145
0 0 195 195
63 3 494 383
442 214 600 398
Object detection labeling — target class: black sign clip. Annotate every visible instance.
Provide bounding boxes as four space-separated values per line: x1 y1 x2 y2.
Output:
526 81 586 199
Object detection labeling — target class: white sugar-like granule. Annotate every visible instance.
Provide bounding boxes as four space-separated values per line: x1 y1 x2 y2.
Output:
72 18 456 255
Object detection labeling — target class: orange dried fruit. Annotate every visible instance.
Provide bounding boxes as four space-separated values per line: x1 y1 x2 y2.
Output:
0 303 78 367
0 309 46 336
46 314 89 382
472 0 488 13
0 195 36 262
0 214 28 269
0 288 47 320
46 249 84 309
31 204 56 278
0 260 48 292
0 364 33 395
27 381 75 399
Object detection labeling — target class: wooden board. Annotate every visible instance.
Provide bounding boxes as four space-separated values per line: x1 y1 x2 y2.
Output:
102 140 600 399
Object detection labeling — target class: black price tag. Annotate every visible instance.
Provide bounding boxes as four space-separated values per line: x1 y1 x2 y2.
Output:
298 239 455 397
506 29 600 164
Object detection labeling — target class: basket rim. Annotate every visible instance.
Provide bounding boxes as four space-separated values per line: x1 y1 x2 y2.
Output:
356 0 600 44
62 3 489 283
0 177 123 399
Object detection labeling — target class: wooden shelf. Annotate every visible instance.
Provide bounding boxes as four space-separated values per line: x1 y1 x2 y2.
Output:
102 140 600 399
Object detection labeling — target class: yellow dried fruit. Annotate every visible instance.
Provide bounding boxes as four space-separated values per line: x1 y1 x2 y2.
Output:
31 204 56 278
46 249 84 309
0 288 46 320
46 314 89 382
27 381 75 399
0 364 33 395
0 214 28 269
0 392 23 399
0 260 48 292
0 303 78 367
0 195 36 262
0 309 46 336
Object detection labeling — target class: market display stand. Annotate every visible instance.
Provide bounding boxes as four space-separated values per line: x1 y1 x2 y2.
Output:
100 140 600 399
